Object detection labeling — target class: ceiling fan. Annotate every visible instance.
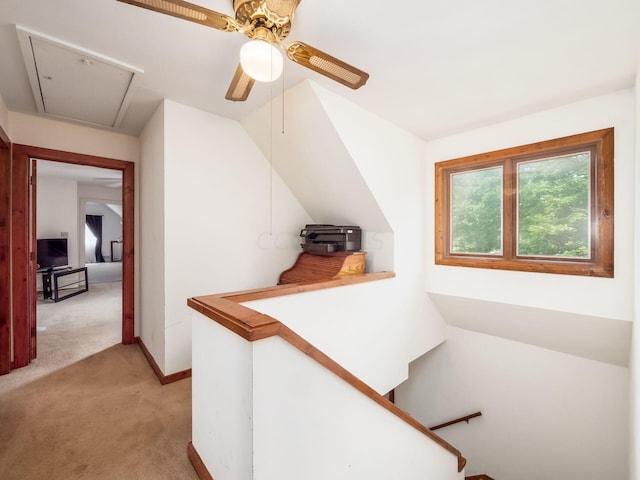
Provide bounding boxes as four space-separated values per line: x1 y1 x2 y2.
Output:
116 0 370 101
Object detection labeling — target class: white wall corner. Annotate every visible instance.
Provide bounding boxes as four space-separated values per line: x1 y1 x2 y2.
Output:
629 64 640 480
241 81 445 385
306 82 440 366
158 99 311 375
138 100 167 373
240 80 392 269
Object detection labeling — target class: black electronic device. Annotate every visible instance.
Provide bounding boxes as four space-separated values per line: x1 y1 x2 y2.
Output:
36 238 69 270
300 224 362 253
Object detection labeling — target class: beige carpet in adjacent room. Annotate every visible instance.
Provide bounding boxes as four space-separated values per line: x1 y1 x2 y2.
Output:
0 282 197 479
1 281 123 394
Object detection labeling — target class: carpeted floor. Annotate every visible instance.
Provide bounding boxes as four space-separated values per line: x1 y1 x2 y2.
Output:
86 262 122 284
0 282 197 479
1 282 123 394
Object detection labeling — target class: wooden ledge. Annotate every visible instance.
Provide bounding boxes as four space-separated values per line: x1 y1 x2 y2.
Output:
187 273 394 341
199 271 395 304
187 271 466 472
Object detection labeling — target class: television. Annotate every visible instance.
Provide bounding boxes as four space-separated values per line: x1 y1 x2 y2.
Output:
37 238 69 270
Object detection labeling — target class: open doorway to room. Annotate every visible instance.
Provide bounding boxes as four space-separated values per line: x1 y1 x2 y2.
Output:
21 160 125 388
7 144 134 382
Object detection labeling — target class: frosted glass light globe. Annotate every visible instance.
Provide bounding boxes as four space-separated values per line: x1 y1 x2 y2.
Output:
240 40 283 82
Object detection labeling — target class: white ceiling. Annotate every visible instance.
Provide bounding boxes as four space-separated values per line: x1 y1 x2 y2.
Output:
0 0 639 140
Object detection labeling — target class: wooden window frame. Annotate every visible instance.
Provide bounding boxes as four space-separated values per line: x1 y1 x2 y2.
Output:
435 128 614 277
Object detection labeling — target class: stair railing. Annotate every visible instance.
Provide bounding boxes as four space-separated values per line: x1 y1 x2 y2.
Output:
188 272 467 474
430 411 483 431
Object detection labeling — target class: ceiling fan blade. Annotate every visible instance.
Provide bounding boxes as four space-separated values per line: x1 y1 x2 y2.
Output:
116 0 237 31
265 0 301 19
286 41 369 90
225 64 255 101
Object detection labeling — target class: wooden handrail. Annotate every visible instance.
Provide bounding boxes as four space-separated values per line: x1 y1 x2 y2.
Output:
187 273 467 473
430 411 483 431
465 475 495 480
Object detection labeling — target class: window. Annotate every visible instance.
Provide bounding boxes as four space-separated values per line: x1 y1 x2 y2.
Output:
435 128 614 277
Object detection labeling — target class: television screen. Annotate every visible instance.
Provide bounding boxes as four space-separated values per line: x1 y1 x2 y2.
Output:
37 238 69 269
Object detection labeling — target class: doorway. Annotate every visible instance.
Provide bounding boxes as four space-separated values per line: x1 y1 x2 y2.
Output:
9 144 134 371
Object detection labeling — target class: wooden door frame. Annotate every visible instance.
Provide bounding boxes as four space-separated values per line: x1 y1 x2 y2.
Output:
0 125 10 375
11 144 135 369
29 159 37 359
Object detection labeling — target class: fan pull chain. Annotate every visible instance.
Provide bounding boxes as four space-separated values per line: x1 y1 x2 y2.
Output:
269 79 274 236
281 63 285 134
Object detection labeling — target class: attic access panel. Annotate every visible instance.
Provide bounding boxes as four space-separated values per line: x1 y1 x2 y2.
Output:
17 26 142 129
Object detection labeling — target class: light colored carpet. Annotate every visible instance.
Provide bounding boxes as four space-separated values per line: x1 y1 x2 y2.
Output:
0 282 197 479
86 262 122 284
1 282 122 394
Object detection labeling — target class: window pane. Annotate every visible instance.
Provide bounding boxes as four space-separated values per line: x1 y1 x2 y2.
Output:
450 166 502 254
517 152 590 258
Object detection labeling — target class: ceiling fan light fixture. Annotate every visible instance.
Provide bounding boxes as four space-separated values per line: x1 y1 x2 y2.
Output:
118 0 369 101
239 39 283 82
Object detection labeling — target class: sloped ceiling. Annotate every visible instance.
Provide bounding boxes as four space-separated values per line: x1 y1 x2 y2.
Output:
241 81 392 233
429 292 631 367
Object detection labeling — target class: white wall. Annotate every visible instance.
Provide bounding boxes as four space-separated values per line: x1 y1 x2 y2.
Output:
311 83 447 365
426 89 635 321
8 111 138 162
631 66 640 480
253 334 463 480
36 176 79 267
241 81 392 274
140 99 312 375
35 176 79 291
396 89 635 480
246 277 410 394
396 327 629 480
162 100 312 374
242 82 447 392
192 313 253 480
192 310 464 480
139 102 166 371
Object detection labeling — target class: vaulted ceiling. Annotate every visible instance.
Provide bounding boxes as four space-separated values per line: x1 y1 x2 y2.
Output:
0 0 639 140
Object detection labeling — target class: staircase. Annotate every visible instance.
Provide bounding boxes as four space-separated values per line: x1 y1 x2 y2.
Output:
430 413 493 480
188 274 467 479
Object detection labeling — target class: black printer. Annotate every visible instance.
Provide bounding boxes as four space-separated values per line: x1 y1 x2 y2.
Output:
300 224 362 253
